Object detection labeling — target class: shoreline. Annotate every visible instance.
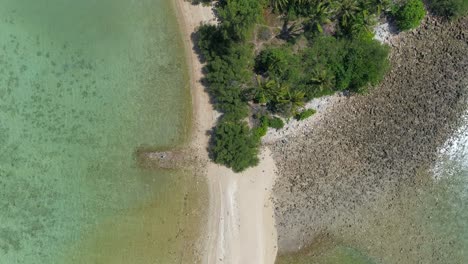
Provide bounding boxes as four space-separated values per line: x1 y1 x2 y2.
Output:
171 1 278 263
272 16 468 261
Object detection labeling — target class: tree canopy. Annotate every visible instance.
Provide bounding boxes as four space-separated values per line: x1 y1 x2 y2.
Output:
211 119 259 172
394 0 426 31
197 0 393 172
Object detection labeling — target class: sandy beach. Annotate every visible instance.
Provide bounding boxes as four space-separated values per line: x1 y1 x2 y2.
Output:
172 0 278 263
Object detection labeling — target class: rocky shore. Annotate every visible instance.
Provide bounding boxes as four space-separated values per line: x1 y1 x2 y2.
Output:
270 15 468 258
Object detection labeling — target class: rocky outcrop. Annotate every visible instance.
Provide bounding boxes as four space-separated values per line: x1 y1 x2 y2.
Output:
271 16 468 253
136 148 198 170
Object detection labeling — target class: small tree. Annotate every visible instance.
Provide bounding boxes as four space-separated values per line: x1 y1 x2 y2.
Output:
211 120 259 172
305 1 333 36
295 109 316 120
268 116 285 129
395 0 426 31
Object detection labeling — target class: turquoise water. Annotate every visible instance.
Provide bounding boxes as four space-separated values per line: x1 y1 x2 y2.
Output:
0 0 202 263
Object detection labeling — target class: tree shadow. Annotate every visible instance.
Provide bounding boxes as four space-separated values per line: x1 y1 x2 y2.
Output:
189 23 225 160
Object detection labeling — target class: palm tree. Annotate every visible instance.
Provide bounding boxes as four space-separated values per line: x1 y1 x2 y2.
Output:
309 68 334 92
372 0 391 16
306 1 333 34
254 76 277 105
286 89 306 110
350 10 377 36
270 0 289 12
337 0 361 28
278 20 302 41
273 87 305 116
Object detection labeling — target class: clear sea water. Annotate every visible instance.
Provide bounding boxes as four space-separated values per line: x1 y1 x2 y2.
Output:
0 0 204 263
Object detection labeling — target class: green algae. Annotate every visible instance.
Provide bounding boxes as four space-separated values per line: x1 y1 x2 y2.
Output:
277 244 376 264
0 0 203 263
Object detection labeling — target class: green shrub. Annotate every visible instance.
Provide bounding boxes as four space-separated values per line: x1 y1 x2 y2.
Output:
197 24 231 61
302 36 390 94
254 46 299 80
252 115 269 139
395 0 426 31
211 120 259 172
268 116 285 129
203 43 253 117
252 124 268 139
336 38 390 93
427 0 468 19
218 0 265 41
295 109 316 120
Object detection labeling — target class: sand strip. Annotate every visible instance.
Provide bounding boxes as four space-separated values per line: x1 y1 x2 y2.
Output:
171 1 278 263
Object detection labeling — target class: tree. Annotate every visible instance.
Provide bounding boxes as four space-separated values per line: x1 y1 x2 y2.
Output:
347 10 377 39
336 38 390 92
305 1 333 35
255 46 297 79
371 0 391 16
218 0 264 41
307 68 335 95
394 0 426 31
270 0 290 12
211 120 259 172
338 0 362 28
253 76 278 104
197 24 230 61
272 88 306 116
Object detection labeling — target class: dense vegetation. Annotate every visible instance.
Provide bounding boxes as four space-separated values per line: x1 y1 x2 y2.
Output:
394 0 426 30
195 0 441 171
211 119 259 172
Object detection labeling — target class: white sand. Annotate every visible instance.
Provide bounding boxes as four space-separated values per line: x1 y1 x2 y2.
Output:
262 94 342 144
172 1 278 263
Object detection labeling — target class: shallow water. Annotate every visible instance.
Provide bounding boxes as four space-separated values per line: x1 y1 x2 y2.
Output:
0 0 203 263
277 115 468 264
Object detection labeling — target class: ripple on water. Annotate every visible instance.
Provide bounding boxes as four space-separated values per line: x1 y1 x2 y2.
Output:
0 0 202 263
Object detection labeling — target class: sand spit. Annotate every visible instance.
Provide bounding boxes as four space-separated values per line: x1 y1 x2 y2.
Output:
271 15 468 256
172 1 278 263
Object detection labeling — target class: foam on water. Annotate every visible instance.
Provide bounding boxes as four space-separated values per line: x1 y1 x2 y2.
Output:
432 111 468 181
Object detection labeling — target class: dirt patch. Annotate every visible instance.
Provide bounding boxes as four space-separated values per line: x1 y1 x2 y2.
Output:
271 16 468 252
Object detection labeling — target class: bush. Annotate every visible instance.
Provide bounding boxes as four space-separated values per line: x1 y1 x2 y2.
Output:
203 43 254 116
197 24 230 61
395 0 426 31
295 109 316 120
268 116 285 129
427 0 468 19
218 0 265 41
336 38 390 93
254 46 299 80
252 115 269 139
211 120 259 172
302 36 390 95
